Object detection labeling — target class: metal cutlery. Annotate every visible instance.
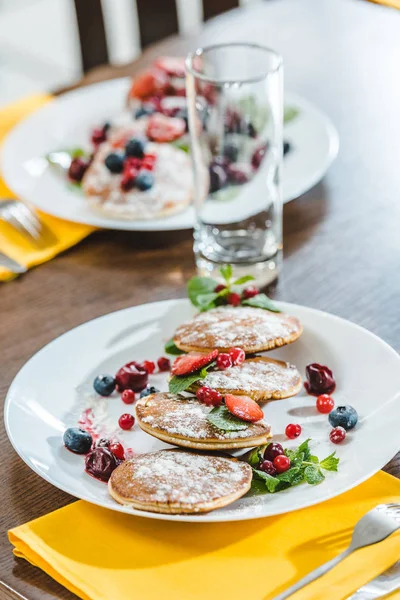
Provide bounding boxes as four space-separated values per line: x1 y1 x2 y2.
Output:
0 251 27 273
348 560 400 599
275 503 400 600
0 199 58 248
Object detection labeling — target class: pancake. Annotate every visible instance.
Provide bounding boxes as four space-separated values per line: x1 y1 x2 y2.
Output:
173 306 302 353
190 357 302 402
136 392 272 450
108 448 252 514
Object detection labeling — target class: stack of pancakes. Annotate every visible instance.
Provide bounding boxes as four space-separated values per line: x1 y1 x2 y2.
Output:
109 306 303 514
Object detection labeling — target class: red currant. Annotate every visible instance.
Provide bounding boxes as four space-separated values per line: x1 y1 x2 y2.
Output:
121 389 135 404
258 460 277 476
91 127 107 145
242 286 259 299
330 426 346 444
109 442 125 460
316 394 335 414
227 292 241 306
228 347 245 366
214 284 226 293
264 442 284 461
216 353 233 370
273 454 291 473
118 413 135 430
285 423 302 439
196 386 222 407
157 356 171 371
142 360 156 374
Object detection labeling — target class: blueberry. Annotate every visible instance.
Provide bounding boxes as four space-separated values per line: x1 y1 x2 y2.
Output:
135 171 154 191
283 140 292 156
125 137 146 158
209 163 228 193
135 104 155 119
328 405 358 431
103 121 111 134
93 374 116 396
247 122 257 138
63 427 92 454
104 152 124 173
223 143 238 163
140 386 160 399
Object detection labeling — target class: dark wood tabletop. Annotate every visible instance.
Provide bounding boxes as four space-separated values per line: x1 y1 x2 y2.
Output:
1 0 400 598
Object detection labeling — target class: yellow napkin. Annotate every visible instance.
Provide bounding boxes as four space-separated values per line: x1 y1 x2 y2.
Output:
8 471 400 600
0 94 94 282
368 0 400 9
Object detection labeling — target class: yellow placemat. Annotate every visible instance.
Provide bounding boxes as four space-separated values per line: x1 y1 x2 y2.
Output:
368 0 400 9
0 94 94 282
8 471 400 600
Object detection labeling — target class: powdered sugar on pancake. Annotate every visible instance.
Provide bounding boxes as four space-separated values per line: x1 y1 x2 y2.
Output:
173 306 302 351
110 449 251 507
136 393 270 440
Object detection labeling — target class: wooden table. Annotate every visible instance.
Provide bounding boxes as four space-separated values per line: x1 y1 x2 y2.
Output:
1 0 400 597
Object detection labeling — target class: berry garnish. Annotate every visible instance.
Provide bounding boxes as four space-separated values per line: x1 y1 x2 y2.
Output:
142 360 155 374
227 292 241 306
125 137 146 158
130 68 168 100
154 56 186 77
115 361 148 392
105 153 124 173
329 426 346 444
68 157 89 182
63 427 92 454
97 438 110 447
228 347 245 366
216 353 233 370
120 172 136 192
140 386 160 399
85 447 119 482
171 350 218 376
135 170 154 191
328 405 358 430
121 389 135 404
263 442 284 461
109 442 125 460
273 454 291 473
93 374 116 397
258 460 277 476
316 394 335 414
141 154 157 171
227 163 250 185
91 127 107 146
285 423 302 439
251 144 268 169
225 394 263 422
223 143 239 163
196 386 223 406
209 163 227 193
146 113 186 142
118 413 135 430
304 363 336 395
157 356 171 372
135 104 155 119
283 140 291 156
242 286 259 299
214 283 226 293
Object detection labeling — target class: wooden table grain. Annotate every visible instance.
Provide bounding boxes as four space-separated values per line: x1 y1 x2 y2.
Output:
1 0 400 598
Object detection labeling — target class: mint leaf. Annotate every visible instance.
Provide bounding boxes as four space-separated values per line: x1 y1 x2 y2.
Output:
233 275 255 286
284 106 299 124
169 373 204 394
207 405 248 431
297 438 312 461
247 477 269 496
277 466 304 486
320 452 340 472
164 339 185 355
220 264 232 283
304 466 325 485
242 293 281 313
187 276 217 309
246 445 267 468
309 455 319 464
196 292 219 311
253 469 282 493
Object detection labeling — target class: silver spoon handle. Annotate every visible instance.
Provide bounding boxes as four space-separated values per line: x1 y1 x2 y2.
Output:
274 548 352 600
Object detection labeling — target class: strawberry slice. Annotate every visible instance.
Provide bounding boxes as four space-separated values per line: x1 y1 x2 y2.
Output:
154 56 186 78
171 350 218 376
129 69 168 100
225 394 264 423
146 113 186 142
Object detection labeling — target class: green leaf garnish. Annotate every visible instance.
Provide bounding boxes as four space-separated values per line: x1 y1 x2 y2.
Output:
168 364 214 394
319 452 340 472
164 339 185 355
296 438 312 461
284 106 300 124
242 293 281 313
206 405 249 431
246 444 268 468
196 292 219 311
187 276 217 310
253 469 282 493
304 466 325 485
220 264 232 283
233 275 255 285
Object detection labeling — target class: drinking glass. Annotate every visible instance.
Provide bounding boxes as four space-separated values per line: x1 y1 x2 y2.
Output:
186 43 283 287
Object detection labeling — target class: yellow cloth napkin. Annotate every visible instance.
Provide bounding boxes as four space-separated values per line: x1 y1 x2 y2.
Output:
8 471 400 600
368 0 400 9
0 94 94 282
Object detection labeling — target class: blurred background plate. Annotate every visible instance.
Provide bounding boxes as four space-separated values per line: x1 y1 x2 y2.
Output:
1 78 338 232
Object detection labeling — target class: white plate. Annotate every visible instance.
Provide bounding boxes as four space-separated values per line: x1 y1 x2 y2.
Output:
1 79 338 231
5 300 400 522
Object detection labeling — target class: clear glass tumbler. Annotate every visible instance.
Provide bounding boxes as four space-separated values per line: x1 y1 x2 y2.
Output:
186 43 283 287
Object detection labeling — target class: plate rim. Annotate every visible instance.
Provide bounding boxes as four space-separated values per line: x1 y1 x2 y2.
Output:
4 299 400 522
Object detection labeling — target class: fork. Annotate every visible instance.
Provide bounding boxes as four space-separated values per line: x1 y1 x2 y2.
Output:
0 199 58 248
274 503 400 600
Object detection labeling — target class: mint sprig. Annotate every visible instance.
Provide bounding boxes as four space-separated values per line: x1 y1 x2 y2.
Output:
242 294 281 313
206 405 249 431
168 363 215 394
164 339 185 356
247 439 340 494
